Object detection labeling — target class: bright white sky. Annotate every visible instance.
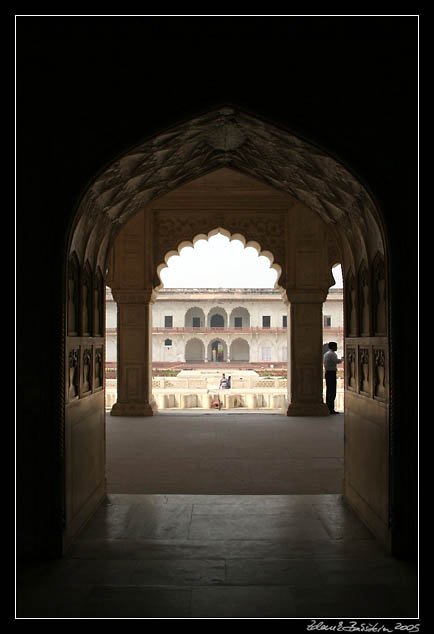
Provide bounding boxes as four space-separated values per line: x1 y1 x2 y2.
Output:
160 232 343 289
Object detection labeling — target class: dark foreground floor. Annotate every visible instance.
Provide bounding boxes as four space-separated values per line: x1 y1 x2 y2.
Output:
17 493 418 619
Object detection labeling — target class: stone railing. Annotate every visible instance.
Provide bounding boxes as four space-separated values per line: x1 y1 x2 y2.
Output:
151 376 288 389
105 378 344 412
154 390 287 411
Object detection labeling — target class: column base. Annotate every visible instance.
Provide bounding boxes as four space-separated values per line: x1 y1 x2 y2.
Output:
110 401 155 417
286 402 330 417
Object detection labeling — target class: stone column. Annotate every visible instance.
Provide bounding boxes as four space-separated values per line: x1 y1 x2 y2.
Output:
286 291 330 416
110 289 157 416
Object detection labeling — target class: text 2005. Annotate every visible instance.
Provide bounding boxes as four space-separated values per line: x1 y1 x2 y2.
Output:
394 626 419 633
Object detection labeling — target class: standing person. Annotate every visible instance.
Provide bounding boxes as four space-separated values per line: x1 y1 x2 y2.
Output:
323 342 342 415
227 375 231 389
219 373 228 389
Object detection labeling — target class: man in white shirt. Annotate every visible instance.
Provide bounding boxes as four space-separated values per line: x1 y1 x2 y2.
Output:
323 342 343 414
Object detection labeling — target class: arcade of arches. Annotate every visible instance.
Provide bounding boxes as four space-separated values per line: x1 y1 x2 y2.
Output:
64 109 397 559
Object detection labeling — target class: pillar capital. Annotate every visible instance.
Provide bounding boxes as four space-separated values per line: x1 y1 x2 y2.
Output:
111 288 157 304
284 288 329 304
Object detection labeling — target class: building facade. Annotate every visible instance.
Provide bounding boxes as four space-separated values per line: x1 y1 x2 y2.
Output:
105 287 343 368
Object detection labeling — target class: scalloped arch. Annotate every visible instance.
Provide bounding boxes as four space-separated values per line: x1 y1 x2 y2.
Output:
156 227 281 292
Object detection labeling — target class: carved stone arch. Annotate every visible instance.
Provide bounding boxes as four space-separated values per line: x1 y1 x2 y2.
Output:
62 108 400 558
208 306 228 328
372 252 387 336
184 307 206 328
67 252 80 336
358 260 371 337
345 269 358 337
229 306 251 328
207 338 228 362
185 337 205 362
93 266 104 337
230 338 250 362
68 108 388 291
96 231 112 277
326 227 342 285
84 220 105 272
80 260 93 337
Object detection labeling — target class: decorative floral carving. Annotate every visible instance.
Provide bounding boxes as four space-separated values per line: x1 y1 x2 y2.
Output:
359 348 370 394
94 347 103 389
374 348 386 399
82 348 92 394
68 348 79 399
346 347 357 390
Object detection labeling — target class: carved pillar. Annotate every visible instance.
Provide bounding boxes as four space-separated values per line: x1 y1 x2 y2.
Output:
110 289 157 417
286 291 330 416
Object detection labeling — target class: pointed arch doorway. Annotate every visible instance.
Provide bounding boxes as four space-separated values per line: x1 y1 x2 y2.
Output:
209 339 226 363
64 108 393 557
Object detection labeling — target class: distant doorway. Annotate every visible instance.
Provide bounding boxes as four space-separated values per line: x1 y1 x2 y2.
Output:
211 340 225 362
210 314 224 328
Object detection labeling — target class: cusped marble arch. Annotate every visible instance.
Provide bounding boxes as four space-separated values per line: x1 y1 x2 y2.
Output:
155 226 282 292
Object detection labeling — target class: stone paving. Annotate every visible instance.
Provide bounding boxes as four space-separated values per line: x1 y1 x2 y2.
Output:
17 493 418 618
106 411 344 494
16 413 418 618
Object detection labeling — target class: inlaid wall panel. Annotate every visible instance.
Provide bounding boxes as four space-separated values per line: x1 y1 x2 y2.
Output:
345 270 358 337
67 253 80 336
372 252 387 336
359 347 371 396
358 262 371 337
80 261 92 337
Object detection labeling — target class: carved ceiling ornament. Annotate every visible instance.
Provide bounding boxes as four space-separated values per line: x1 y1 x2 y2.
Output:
69 108 385 275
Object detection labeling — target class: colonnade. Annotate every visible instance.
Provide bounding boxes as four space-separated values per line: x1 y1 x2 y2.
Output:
110 286 330 417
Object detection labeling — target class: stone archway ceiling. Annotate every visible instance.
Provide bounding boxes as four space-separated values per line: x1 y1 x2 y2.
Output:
73 107 382 267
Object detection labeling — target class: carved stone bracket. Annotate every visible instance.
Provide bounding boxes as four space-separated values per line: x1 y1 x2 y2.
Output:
111 289 157 305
